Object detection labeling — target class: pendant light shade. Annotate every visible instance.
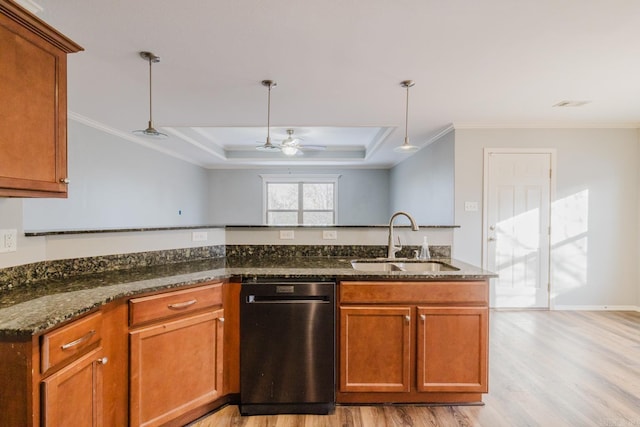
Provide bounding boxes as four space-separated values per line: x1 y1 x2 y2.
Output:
394 80 419 153
133 51 168 139
256 80 281 152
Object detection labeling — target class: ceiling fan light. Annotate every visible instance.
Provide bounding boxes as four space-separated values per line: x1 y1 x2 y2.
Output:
281 145 299 156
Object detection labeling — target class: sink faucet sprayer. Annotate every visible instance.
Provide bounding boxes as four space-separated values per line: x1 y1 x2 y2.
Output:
387 211 419 259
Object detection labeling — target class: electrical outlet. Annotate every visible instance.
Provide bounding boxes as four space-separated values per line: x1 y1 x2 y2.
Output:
279 230 295 240
0 229 17 253
322 230 338 240
192 231 208 242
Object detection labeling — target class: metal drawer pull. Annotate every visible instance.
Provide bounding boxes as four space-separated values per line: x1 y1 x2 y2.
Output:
420 314 426 321
167 299 197 309
97 357 108 365
405 315 410 323
61 330 96 350
219 317 225 323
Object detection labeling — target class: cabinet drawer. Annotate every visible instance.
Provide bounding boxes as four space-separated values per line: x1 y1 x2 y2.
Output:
340 281 489 305
129 283 222 327
41 311 103 374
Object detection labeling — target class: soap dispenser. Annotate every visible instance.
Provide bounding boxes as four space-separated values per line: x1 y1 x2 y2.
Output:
419 236 431 260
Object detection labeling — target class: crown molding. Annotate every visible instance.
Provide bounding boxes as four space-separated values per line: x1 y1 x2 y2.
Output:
453 121 640 129
67 111 208 167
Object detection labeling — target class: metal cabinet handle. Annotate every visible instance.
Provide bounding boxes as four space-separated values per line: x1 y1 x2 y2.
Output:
420 314 426 321
61 330 96 350
404 315 410 323
167 299 197 309
97 357 108 365
219 317 225 323
59 178 70 184
488 237 496 242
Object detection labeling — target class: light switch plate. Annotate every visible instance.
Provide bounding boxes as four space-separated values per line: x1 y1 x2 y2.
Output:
0 229 17 253
279 230 295 240
464 201 479 212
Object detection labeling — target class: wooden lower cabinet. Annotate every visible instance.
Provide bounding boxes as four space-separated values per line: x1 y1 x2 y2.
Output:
340 306 412 392
0 281 232 427
41 347 106 427
417 307 488 393
338 281 489 404
129 304 224 427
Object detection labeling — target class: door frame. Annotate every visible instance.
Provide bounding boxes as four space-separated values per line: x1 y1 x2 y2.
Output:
482 148 556 309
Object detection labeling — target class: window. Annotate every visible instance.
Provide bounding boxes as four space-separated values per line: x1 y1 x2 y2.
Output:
262 175 339 225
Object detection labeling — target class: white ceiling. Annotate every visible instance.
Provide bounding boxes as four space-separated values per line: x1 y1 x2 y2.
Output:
34 0 640 169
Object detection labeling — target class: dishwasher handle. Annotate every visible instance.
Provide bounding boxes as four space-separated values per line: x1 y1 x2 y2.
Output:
246 295 331 303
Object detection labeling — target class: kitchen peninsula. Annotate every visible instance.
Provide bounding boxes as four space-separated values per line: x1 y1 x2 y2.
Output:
0 240 495 427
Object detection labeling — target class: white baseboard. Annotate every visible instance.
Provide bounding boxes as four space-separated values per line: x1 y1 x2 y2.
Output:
552 305 640 312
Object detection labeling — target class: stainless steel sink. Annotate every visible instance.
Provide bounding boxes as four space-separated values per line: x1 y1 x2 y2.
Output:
350 259 459 272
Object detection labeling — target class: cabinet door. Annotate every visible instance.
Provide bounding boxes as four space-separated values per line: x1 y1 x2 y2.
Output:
41 347 105 427
340 306 411 392
129 309 224 427
417 307 488 393
0 3 81 198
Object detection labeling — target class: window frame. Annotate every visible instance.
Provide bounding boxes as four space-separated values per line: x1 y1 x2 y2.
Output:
260 174 340 225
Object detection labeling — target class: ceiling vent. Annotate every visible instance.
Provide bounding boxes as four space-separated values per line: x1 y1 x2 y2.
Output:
553 100 591 107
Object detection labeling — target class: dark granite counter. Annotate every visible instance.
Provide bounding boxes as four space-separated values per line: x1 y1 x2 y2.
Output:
0 256 495 338
24 224 459 237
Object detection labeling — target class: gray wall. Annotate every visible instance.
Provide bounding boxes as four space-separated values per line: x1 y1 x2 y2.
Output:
207 168 390 225
23 121 210 230
454 128 639 308
390 130 455 224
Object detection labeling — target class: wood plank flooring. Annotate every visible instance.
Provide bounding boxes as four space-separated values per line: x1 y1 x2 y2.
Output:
189 310 640 427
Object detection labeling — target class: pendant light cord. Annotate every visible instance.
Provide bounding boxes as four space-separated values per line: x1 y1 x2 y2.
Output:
148 57 153 126
404 83 409 143
266 83 271 143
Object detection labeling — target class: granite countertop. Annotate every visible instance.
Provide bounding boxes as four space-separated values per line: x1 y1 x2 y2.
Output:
0 256 496 338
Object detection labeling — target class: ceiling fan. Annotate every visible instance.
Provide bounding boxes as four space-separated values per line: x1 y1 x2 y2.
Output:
278 129 326 156
254 80 327 156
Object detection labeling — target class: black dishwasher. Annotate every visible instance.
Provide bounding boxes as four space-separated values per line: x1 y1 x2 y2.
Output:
240 280 335 415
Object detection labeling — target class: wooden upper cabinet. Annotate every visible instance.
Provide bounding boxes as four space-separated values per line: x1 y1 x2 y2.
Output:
0 0 82 198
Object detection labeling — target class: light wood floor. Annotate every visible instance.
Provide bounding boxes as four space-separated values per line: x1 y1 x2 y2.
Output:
189 310 640 427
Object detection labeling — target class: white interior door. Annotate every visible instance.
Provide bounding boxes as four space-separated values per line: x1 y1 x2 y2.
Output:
485 150 552 308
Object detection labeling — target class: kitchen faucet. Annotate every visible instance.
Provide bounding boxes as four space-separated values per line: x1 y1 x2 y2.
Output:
387 211 419 259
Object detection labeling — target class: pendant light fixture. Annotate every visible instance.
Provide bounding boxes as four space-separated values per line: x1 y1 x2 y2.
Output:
394 80 419 153
256 80 281 152
133 51 168 139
